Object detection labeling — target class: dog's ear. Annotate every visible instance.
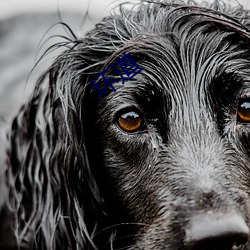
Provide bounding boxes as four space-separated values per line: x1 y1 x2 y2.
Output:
3 51 104 249
2 10 136 248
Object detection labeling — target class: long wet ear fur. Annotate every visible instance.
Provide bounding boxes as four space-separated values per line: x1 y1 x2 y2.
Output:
2 19 125 248
4 56 97 249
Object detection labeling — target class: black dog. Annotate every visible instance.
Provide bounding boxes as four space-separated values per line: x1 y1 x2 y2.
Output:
2 0 250 249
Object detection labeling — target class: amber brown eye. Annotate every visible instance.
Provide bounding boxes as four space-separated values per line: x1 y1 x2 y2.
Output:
237 99 250 123
116 110 144 133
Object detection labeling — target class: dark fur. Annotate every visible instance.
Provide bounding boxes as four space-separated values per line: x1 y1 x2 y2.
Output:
2 0 250 249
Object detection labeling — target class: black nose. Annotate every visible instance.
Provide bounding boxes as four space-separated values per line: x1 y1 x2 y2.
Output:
185 213 249 250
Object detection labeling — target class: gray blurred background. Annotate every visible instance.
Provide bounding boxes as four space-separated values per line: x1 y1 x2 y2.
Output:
0 0 118 174
0 0 250 175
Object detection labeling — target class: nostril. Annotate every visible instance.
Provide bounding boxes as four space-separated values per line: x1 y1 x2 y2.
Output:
185 213 249 250
186 233 248 250
235 236 248 248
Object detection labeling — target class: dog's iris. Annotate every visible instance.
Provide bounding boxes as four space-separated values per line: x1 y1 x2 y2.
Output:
237 100 250 122
117 111 144 132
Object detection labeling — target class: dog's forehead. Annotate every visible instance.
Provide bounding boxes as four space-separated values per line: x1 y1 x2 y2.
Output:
109 34 250 102
102 5 250 98
93 2 250 120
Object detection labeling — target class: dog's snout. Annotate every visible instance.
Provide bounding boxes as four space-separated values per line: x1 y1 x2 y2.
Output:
185 213 249 250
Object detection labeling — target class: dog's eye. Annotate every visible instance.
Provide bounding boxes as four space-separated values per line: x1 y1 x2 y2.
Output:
116 110 144 133
237 99 250 123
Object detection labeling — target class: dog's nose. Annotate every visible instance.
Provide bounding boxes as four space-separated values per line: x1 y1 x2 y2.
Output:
185 213 249 250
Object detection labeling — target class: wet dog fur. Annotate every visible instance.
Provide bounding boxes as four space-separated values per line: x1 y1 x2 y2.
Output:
2 0 250 249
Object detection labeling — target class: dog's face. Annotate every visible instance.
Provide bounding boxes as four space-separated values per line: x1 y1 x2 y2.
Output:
4 1 250 250
85 3 250 249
